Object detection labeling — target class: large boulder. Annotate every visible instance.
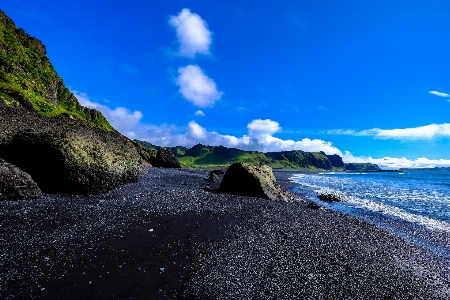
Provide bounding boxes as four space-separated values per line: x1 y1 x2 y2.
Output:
152 147 181 168
0 158 42 200
220 162 295 201
0 105 140 195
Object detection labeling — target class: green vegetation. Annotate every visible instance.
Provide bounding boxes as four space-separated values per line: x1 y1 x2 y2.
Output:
0 10 114 131
344 163 381 171
134 141 348 170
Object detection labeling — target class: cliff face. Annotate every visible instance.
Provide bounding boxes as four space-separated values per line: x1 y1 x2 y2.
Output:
327 154 345 168
0 10 140 195
0 10 113 131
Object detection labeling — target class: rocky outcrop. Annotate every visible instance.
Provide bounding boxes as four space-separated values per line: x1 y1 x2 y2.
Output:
318 192 342 202
220 162 295 201
0 158 42 200
152 147 181 168
133 143 155 166
0 104 140 195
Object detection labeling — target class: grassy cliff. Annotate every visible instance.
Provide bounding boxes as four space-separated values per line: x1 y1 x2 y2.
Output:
0 10 114 131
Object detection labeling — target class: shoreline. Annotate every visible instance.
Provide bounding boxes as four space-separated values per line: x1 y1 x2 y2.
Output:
0 168 449 299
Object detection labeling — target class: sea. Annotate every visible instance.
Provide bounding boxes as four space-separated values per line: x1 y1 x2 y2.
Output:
289 169 450 260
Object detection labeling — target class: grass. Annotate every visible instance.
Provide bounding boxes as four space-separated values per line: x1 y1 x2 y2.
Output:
0 10 114 132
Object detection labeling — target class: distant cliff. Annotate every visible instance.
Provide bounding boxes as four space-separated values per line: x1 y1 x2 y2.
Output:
344 163 381 171
134 141 351 170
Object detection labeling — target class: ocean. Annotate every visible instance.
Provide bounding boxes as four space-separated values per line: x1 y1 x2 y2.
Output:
289 170 450 259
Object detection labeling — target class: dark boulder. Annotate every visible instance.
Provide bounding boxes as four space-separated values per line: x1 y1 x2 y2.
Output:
0 158 42 200
307 202 321 209
219 162 296 201
0 105 140 195
152 147 181 168
318 192 342 202
207 172 219 183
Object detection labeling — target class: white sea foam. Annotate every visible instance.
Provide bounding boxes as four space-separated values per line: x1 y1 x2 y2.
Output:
290 174 450 233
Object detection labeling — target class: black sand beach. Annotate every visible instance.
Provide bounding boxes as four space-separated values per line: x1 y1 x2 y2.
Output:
1 168 449 299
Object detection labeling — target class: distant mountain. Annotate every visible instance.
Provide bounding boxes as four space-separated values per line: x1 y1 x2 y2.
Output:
133 141 348 170
344 163 381 171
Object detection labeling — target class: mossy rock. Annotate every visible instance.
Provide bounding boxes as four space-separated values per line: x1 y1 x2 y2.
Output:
220 162 296 201
0 104 140 195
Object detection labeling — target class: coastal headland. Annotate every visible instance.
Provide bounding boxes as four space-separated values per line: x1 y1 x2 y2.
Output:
1 167 448 299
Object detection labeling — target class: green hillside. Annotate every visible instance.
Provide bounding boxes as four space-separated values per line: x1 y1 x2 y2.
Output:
134 141 347 170
0 10 114 131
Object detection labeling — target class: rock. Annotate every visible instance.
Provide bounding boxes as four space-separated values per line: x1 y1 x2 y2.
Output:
318 192 341 202
151 147 181 168
307 202 321 209
134 143 154 166
0 158 42 200
219 162 295 201
207 172 219 183
0 105 140 195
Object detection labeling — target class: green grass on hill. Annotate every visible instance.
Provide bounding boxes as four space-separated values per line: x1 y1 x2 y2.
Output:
0 10 114 132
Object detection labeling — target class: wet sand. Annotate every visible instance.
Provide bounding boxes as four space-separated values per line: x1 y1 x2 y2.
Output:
0 167 449 299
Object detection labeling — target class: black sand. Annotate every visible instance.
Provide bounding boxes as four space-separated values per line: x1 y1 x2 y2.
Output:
0 168 449 299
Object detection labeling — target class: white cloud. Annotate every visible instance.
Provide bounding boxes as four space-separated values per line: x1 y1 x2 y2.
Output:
176 65 222 107
140 119 343 154
195 110 205 116
327 123 450 139
342 151 450 169
429 90 450 97
72 90 143 138
169 8 212 57
70 93 450 169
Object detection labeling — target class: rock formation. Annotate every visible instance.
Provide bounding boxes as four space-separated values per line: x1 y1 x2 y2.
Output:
220 162 295 201
152 148 181 168
0 158 42 200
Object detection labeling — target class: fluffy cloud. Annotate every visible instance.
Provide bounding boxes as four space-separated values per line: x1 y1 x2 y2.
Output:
137 119 342 155
343 152 450 169
70 93 450 169
169 8 212 57
176 65 222 107
429 90 450 97
195 110 205 116
327 123 450 139
72 90 143 138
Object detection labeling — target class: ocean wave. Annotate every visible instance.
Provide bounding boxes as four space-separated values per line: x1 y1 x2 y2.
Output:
290 174 450 233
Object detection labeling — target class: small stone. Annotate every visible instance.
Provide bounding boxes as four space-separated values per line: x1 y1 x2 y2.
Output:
307 202 321 209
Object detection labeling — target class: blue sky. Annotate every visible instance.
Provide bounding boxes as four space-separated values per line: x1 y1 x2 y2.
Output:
3 0 450 168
